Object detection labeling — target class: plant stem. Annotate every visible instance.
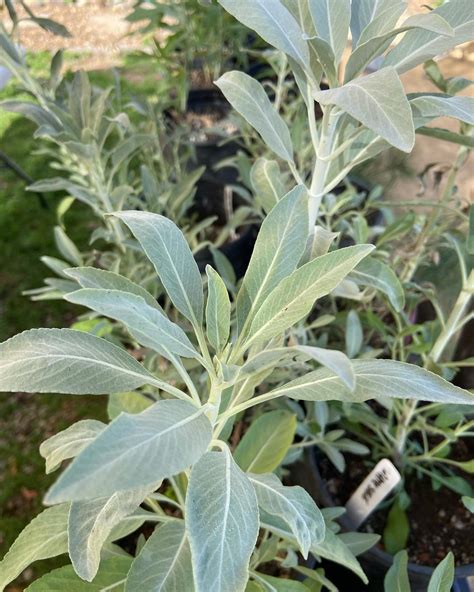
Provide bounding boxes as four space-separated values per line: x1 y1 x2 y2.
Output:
306 83 319 151
429 269 474 365
400 146 469 284
207 379 226 426
194 325 215 375
274 54 288 113
308 107 338 230
169 476 186 509
394 399 418 466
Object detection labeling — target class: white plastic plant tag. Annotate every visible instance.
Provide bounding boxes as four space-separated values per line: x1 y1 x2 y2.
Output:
345 459 401 529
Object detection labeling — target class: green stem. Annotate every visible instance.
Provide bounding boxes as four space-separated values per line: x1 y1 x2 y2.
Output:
169 476 186 509
194 325 215 375
144 497 165 515
394 399 418 466
400 146 469 284
218 389 281 423
430 270 474 364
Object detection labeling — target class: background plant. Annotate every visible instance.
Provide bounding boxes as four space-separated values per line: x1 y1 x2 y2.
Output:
126 0 253 110
0 35 229 301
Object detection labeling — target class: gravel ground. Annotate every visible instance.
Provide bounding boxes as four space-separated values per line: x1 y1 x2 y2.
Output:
0 1 152 69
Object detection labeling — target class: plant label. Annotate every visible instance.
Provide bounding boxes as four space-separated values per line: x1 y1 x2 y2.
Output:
345 458 401 529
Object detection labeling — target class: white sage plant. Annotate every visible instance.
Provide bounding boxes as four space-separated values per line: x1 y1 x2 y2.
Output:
216 0 474 236
1 0 474 590
0 200 473 590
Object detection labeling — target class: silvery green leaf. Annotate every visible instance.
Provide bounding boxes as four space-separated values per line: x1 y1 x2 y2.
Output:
283 0 319 56
45 400 212 504
0 99 61 129
218 0 310 70
308 0 351 63
113 212 203 326
416 126 474 148
261 515 367 582
109 133 154 172
326 128 390 186
68 488 151 581
249 473 325 557
101 543 130 560
186 449 259 592
0 32 22 62
350 256 405 311
313 68 415 152
210 246 236 291
313 530 368 583
40 256 72 279
40 419 106 474
239 348 294 376
65 267 162 310
350 0 404 47
125 522 194 592
410 94 474 128
38 278 79 297
27 178 98 210
108 392 153 420
250 158 286 214
283 0 322 81
345 13 454 82
106 512 150 543
215 71 294 162
357 4 407 48
25 557 132 591
68 70 91 129
0 504 69 590
384 0 474 74
65 289 199 360
237 186 309 332
0 329 161 394
269 359 474 405
311 226 339 258
345 310 363 359
428 552 455 592
206 266 231 353
338 532 380 556
244 245 374 348
54 226 83 266
234 410 297 473
303 35 338 87
384 550 410 592
294 345 355 391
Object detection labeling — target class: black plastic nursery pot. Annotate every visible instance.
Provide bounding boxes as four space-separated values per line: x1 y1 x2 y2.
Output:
194 225 259 280
292 451 474 592
180 87 248 225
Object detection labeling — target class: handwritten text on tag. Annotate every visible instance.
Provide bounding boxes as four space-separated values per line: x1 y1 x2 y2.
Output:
345 458 401 529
